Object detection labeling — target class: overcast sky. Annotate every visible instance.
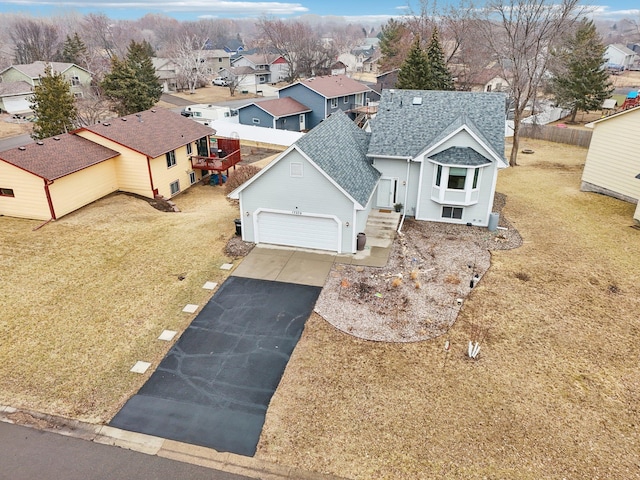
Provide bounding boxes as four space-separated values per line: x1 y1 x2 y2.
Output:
0 0 637 22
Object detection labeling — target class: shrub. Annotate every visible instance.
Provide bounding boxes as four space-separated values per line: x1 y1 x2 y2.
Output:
224 164 261 196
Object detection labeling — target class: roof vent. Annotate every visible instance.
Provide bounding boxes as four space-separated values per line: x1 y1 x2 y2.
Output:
121 117 127 121
150 109 156 113
53 137 60 141
36 141 44 145
412 97 423 105
18 146 26 151
103 122 111 126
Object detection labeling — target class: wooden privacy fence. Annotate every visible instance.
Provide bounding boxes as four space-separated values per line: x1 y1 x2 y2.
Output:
518 124 592 148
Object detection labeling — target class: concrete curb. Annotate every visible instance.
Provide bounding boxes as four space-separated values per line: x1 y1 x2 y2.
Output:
0 405 346 480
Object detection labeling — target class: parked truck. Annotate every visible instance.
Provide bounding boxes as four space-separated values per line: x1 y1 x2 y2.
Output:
180 104 238 126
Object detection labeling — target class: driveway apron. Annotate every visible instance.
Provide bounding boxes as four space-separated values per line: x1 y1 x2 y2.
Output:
109 275 321 457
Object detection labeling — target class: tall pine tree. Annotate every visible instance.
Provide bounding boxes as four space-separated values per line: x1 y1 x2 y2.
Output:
424 27 454 91
396 36 429 90
550 19 613 123
29 64 77 139
60 33 88 67
102 40 162 116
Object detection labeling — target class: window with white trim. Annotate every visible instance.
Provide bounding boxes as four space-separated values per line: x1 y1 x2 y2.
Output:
330 98 338 108
447 167 467 190
170 180 180 195
70 75 80 86
189 171 196 184
290 162 303 177
252 118 260 124
343 96 349 104
435 165 442 187
186 143 192 155
442 206 463 219
166 150 176 168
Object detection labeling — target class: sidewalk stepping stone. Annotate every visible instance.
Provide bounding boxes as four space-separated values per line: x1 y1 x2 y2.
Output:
130 361 151 374
158 330 177 341
182 304 198 313
220 263 233 270
202 281 218 290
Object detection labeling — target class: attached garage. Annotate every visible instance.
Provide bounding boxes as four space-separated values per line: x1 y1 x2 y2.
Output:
255 210 340 251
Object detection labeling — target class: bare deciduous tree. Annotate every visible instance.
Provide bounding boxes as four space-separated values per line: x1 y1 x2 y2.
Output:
10 17 60 63
477 0 584 166
169 35 209 94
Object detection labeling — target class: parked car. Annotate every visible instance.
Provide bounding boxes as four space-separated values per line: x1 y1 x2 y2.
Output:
213 77 229 86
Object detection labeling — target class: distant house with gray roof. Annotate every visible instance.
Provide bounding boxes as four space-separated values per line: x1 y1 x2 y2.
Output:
229 89 507 253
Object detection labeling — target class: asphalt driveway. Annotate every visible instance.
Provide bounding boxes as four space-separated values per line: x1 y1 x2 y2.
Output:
109 276 321 456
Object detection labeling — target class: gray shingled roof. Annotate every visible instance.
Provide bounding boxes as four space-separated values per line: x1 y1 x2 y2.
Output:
295 110 380 207
429 147 492 166
368 90 506 160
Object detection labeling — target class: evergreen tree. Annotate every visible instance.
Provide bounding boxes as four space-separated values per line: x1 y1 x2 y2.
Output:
102 40 162 116
550 19 613 123
396 36 429 90
378 19 408 72
61 33 88 66
424 27 454 91
29 64 77 139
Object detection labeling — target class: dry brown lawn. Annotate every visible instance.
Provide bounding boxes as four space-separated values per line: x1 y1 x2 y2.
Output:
257 140 640 479
160 85 260 106
0 184 238 422
0 114 33 138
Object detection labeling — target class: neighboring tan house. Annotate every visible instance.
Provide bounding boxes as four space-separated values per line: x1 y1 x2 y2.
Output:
0 80 33 114
581 106 640 224
237 97 311 131
201 49 232 75
604 44 638 70
0 109 214 221
277 75 372 130
230 90 507 253
0 61 92 97
152 57 179 92
231 53 288 84
338 45 379 74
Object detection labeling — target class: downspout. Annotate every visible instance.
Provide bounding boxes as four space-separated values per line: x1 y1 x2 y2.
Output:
397 157 411 233
44 178 57 220
146 156 157 196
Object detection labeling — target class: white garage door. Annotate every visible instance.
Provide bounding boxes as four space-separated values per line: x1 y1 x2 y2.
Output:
256 211 340 252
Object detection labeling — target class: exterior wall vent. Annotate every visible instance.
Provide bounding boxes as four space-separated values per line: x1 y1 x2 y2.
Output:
412 97 423 105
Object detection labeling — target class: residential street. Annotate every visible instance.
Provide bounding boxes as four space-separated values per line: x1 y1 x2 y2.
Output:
0 422 253 480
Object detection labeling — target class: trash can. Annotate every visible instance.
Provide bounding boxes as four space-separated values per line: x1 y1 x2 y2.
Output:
357 232 366 251
488 212 499 232
234 219 242 236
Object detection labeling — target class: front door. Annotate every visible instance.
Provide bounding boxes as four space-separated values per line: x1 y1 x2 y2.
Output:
376 178 396 208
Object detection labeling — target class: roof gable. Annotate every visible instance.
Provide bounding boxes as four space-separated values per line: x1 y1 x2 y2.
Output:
294 110 380 206
230 111 380 207
367 90 506 162
0 133 119 180
586 105 640 127
7 61 90 78
77 109 213 158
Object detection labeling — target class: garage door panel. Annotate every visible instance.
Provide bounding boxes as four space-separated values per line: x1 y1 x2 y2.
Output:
256 212 339 252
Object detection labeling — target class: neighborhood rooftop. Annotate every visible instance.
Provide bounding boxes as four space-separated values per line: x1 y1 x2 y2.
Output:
295 110 380 207
291 74 371 98
0 61 88 77
0 133 120 181
78 108 214 158
367 90 506 159
246 97 311 118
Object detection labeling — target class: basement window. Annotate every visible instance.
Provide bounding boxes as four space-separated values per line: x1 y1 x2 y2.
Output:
170 180 180 195
442 206 463 219
0 188 15 197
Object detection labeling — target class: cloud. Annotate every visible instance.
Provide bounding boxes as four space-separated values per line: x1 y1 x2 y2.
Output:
588 5 640 19
2 0 308 15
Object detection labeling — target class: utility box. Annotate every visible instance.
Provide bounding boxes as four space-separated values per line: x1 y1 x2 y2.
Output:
357 232 366 251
